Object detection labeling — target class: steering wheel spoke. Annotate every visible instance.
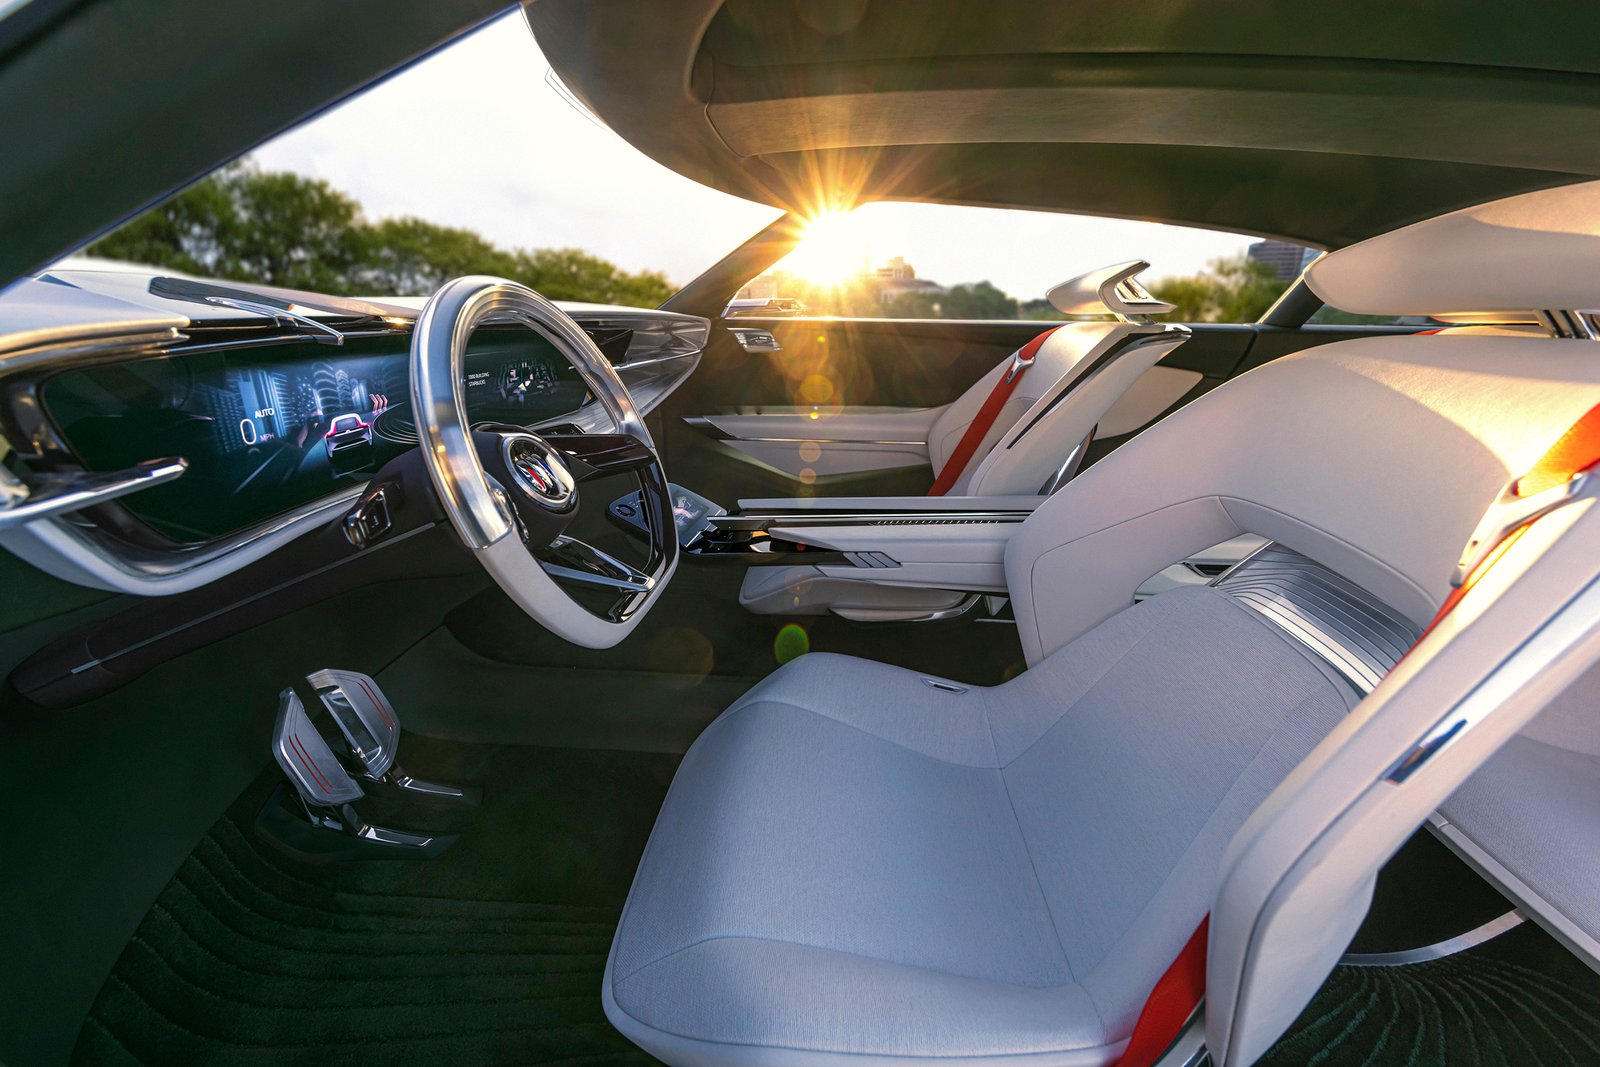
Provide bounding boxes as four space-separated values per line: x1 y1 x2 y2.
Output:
544 431 656 481
410 277 678 648
538 534 657 593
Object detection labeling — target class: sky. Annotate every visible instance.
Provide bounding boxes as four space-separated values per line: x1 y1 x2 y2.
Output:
256 10 1260 297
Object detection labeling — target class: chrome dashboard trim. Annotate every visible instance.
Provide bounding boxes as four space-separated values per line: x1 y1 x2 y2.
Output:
0 484 366 594
0 456 187 531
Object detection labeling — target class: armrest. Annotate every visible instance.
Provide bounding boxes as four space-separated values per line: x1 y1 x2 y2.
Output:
766 518 1018 594
735 494 1045 515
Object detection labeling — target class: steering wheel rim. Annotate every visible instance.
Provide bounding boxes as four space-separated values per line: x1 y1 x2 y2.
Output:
410 276 678 648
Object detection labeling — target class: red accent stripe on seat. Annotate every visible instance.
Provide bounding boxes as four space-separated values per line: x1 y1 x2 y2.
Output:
1113 916 1208 1067
927 328 1060 496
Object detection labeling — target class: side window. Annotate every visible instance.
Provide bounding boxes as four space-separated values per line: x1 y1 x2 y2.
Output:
735 202 1290 323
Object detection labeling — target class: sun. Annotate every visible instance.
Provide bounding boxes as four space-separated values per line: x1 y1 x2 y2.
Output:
779 210 869 286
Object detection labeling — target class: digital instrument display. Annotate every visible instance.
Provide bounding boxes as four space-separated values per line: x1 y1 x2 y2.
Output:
44 331 589 541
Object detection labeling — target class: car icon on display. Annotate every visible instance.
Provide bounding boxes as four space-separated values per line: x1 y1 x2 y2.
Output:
323 412 373 471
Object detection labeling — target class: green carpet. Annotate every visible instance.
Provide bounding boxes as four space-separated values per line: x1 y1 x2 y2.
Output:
71 737 677 1066
1259 922 1600 1066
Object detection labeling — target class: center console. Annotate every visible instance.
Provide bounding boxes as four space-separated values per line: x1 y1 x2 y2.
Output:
607 485 1044 622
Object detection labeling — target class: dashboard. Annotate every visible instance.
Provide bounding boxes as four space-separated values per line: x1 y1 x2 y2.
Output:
44 329 617 541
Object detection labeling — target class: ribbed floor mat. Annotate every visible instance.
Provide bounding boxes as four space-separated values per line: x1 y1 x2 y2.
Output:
72 739 677 1066
1259 922 1600 1066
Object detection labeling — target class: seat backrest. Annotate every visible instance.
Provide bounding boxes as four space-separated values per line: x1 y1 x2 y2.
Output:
925 261 1189 495
1006 333 1600 663
999 179 1600 1065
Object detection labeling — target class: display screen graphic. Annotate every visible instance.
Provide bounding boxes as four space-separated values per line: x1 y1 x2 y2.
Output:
45 331 588 541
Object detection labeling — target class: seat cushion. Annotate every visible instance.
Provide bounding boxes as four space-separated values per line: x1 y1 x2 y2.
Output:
605 586 1354 1067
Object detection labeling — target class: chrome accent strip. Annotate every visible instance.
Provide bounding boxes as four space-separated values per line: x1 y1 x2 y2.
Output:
0 457 187 530
1339 910 1526 967
1535 309 1600 341
728 436 925 446
1214 544 1422 693
1455 472 1586 586
1040 429 1094 494
712 510 1031 532
1386 567 1600 784
729 327 782 353
907 593 983 623
203 296 345 344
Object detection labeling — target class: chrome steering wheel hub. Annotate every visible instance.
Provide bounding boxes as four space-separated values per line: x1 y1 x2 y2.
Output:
502 434 577 512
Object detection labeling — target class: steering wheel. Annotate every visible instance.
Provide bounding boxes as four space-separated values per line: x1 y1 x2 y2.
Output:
409 276 678 647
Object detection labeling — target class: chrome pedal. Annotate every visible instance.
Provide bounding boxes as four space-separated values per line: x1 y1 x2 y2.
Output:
308 668 482 805
267 688 454 857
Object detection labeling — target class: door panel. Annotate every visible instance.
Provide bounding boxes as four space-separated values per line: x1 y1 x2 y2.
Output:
654 317 1405 508
685 406 940 482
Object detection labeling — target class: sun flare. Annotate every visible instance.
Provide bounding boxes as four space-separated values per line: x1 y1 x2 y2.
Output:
780 210 869 286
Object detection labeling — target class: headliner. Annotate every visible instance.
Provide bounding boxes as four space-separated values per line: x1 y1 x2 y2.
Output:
525 0 1600 248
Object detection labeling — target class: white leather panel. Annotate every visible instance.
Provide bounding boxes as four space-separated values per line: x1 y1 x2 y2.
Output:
1305 179 1600 316
702 408 941 481
1006 336 1600 664
1096 366 1203 438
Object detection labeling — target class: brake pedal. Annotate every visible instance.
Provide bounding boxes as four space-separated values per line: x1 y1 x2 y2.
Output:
268 688 454 857
308 668 482 805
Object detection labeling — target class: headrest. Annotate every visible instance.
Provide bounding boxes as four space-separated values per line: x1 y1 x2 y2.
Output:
1305 180 1600 317
1047 260 1175 319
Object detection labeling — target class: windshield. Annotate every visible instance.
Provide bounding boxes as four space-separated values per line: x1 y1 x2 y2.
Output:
69 11 783 307
68 9 1316 322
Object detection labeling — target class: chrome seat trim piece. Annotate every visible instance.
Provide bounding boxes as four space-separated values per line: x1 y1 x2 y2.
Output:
1214 543 1422 693
1339 910 1526 967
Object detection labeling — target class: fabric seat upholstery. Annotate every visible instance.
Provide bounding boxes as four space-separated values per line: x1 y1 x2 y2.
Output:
605 586 1355 1066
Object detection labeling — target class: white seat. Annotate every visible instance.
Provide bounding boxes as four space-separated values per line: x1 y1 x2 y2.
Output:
609 181 1600 1067
925 261 1186 497
607 589 1353 1066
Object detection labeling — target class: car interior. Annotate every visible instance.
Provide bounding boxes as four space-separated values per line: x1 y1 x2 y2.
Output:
3 3 1600 1067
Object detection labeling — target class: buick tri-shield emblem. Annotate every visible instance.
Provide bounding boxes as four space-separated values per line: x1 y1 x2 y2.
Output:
518 457 556 495
503 435 576 511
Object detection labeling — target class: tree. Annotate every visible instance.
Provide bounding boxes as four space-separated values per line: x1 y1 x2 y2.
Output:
92 163 365 292
513 247 673 307
1147 254 1289 323
88 161 675 308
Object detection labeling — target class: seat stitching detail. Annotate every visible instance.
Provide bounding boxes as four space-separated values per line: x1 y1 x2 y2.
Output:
993 753 1090 1027
998 610 1168 771
615 933 1085 995
731 698 1000 769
